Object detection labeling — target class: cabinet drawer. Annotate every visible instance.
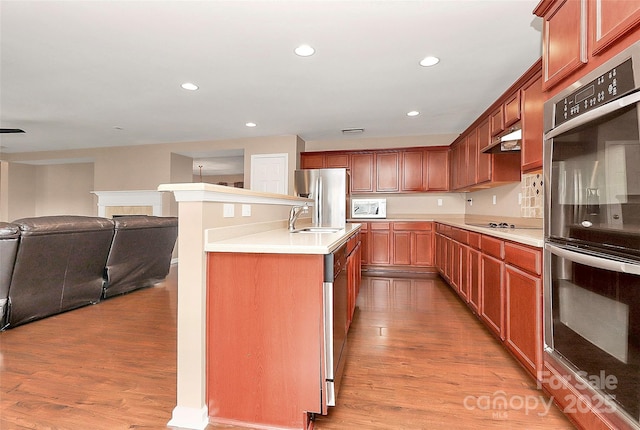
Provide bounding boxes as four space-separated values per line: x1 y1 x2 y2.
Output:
370 222 390 231
481 235 504 259
453 228 469 245
468 232 481 250
504 242 542 276
392 221 432 231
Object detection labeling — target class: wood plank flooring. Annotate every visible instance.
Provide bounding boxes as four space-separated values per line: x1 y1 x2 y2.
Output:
0 267 575 430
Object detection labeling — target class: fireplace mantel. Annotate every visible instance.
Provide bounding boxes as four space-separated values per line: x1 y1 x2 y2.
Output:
91 190 163 217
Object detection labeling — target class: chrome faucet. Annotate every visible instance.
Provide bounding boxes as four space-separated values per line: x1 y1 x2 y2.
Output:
288 205 309 231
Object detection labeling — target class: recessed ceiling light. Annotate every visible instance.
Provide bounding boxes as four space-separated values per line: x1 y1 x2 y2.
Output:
419 56 440 67
407 111 420 117
181 82 199 91
294 44 315 57
245 122 257 128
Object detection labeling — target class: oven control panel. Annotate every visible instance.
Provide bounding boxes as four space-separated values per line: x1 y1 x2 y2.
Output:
554 58 635 127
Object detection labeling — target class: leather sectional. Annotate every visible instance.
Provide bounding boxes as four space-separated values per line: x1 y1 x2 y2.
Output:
0 215 177 329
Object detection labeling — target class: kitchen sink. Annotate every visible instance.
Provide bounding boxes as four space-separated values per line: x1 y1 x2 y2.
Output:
291 227 343 234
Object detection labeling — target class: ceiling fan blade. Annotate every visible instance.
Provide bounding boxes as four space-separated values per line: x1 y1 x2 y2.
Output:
0 128 25 133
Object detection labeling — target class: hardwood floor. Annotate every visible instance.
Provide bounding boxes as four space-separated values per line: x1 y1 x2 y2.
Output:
0 267 575 430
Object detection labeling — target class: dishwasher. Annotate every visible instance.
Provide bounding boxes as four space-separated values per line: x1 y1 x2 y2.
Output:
323 244 348 408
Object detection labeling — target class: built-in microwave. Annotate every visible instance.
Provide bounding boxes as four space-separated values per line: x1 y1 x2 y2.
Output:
351 198 386 219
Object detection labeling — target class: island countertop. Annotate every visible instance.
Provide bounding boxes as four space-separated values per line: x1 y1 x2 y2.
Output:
205 222 361 254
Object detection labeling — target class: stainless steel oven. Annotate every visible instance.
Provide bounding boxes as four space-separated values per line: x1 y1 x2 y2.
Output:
544 41 640 429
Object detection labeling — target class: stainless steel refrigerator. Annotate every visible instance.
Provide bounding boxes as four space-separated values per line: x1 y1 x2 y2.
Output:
294 168 350 228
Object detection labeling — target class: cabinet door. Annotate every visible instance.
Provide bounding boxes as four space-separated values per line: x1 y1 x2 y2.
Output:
376 152 400 192
476 118 492 184
392 231 412 265
413 231 433 267
590 0 640 56
449 241 461 293
426 150 449 191
490 106 504 136
300 153 324 169
369 223 391 265
468 247 481 314
466 129 477 187
400 150 425 192
481 253 504 340
459 244 469 302
541 0 587 90
504 92 521 128
325 153 350 168
521 73 544 172
360 223 369 265
351 153 375 193
449 143 462 190
505 264 542 377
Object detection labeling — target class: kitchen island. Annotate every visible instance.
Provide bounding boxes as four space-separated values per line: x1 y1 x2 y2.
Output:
205 223 361 430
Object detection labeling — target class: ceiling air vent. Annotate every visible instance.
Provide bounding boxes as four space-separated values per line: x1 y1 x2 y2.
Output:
341 128 364 134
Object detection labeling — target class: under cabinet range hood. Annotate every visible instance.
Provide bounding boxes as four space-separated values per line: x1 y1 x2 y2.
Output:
482 126 522 153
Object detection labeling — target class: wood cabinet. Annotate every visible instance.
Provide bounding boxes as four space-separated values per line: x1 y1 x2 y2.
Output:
504 91 521 128
490 106 504 136
520 72 544 172
369 222 391 265
476 118 492 183
350 152 375 193
400 149 424 191
504 242 543 378
376 151 400 192
534 0 640 93
481 253 505 340
365 221 434 269
301 146 450 194
359 222 369 265
347 233 362 329
300 151 350 169
425 149 449 191
435 223 544 379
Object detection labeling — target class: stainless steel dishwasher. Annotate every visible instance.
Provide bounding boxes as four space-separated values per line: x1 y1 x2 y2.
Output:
323 244 348 407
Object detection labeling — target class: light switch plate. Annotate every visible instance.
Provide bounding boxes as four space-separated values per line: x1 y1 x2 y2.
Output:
437 198 443 206
242 204 251 217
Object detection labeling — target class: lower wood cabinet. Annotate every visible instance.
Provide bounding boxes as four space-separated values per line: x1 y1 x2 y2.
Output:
480 253 505 340
434 223 543 378
364 221 434 269
505 264 542 377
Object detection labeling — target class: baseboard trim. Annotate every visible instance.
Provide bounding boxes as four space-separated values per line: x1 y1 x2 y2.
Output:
167 405 208 430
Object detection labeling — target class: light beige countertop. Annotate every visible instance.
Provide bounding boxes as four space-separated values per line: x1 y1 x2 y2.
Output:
349 214 544 248
205 222 362 255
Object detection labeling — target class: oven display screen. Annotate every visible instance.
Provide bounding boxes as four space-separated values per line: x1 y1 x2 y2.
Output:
554 58 635 127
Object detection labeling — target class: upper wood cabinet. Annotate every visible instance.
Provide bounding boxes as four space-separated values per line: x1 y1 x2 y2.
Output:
376 151 400 192
425 149 449 191
350 152 376 193
504 92 521 127
300 151 350 169
535 0 640 92
520 72 544 172
476 119 492 183
490 106 504 136
590 0 640 56
401 149 425 192
301 147 450 194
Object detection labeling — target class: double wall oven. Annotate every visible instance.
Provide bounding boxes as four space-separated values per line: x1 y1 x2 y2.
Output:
544 41 640 428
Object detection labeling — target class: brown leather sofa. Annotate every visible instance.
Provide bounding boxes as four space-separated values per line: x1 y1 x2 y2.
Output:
3 214 178 329
0 222 20 329
103 215 178 298
7 216 115 327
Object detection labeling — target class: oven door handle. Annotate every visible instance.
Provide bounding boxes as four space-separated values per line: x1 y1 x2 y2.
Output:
546 90 640 139
545 243 640 275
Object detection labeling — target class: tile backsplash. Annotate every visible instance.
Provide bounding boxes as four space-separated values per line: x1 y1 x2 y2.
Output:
521 172 543 218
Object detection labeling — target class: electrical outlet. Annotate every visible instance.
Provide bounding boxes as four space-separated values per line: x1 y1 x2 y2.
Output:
437 198 443 207
518 193 522 204
492 195 497 205
467 198 473 206
242 204 251 217
223 204 235 218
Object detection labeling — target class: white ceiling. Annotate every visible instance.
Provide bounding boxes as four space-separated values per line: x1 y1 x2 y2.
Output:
0 0 543 162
